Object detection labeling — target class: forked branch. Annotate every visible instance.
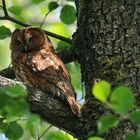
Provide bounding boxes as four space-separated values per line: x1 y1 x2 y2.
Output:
0 0 72 44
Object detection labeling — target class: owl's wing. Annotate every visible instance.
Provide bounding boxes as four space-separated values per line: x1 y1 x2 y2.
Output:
30 50 81 116
31 50 75 98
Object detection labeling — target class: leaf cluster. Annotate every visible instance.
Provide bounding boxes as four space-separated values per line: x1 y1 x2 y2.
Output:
91 81 140 140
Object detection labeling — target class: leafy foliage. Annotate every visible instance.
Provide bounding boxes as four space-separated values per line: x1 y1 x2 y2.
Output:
124 134 140 140
0 85 26 97
0 26 11 40
48 2 59 12
26 115 40 138
92 81 140 139
5 121 24 139
0 84 75 140
0 119 8 132
97 114 119 134
47 131 71 140
56 41 71 52
60 5 76 24
92 81 111 102
110 86 135 114
88 137 105 140
130 111 140 127
0 85 28 139
8 6 22 16
0 85 28 118
32 0 46 4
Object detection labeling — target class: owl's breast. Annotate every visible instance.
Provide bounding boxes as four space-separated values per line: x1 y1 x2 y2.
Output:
12 53 33 86
15 63 33 86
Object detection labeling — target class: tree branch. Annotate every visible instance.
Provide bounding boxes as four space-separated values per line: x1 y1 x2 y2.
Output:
38 125 52 140
0 16 30 27
0 0 72 44
0 75 136 140
0 75 85 140
2 0 8 16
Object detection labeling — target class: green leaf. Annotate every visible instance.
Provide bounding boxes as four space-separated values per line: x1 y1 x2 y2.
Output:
26 115 40 138
0 26 11 40
0 120 8 132
0 85 29 118
97 114 119 134
48 2 59 12
8 6 22 16
124 134 140 140
47 131 70 140
16 15 26 22
130 111 140 127
0 85 26 97
5 121 23 139
0 92 8 109
15 15 26 28
4 98 29 118
92 80 111 102
56 41 71 52
32 0 45 4
110 86 135 114
60 5 76 24
88 137 105 140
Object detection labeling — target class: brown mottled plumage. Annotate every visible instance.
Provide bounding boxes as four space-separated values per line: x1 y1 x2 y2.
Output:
10 27 81 116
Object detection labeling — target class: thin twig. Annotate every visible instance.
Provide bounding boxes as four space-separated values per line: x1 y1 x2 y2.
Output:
8 16 30 27
40 12 50 28
0 15 72 43
0 0 72 44
2 0 8 16
45 30 72 44
38 125 52 140
0 17 6 19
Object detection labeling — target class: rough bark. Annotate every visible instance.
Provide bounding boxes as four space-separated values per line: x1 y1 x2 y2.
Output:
74 0 140 98
73 0 140 139
0 0 140 140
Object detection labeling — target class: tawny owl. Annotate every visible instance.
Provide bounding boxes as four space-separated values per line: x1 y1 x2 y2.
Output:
10 27 81 116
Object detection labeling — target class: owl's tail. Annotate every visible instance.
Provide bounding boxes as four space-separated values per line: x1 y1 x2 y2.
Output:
67 96 81 117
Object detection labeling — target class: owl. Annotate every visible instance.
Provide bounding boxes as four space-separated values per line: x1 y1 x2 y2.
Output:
10 27 81 116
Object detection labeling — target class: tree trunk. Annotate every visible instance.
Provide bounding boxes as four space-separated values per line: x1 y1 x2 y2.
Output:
73 0 140 139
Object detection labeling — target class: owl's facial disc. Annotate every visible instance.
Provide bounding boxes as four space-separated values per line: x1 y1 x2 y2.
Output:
22 29 33 52
21 27 46 52
25 35 36 52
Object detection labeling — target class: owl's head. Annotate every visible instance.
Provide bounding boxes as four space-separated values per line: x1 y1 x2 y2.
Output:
11 27 49 52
